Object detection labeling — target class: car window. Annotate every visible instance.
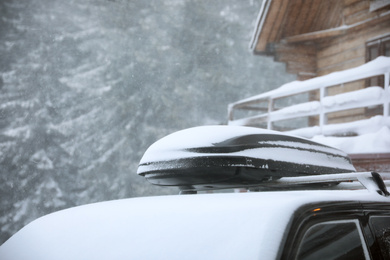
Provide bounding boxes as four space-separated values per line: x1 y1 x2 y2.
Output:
369 216 390 259
296 219 369 260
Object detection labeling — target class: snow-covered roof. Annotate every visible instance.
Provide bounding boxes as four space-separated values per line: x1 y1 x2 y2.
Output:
1 190 388 260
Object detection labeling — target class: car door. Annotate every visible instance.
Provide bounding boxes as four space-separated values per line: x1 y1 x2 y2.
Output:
295 219 369 259
280 202 390 260
366 214 390 259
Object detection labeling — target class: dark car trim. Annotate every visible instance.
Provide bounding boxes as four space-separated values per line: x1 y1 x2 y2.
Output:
279 201 390 260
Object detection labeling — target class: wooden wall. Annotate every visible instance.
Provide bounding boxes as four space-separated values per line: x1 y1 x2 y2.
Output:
316 0 390 125
317 1 390 76
350 153 390 172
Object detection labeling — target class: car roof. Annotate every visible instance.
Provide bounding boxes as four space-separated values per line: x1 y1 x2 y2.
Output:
1 189 389 260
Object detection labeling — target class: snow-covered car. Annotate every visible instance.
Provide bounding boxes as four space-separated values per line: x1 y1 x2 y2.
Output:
0 126 389 260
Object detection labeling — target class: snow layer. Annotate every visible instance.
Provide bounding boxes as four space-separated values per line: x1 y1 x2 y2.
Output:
312 126 390 154
287 116 390 138
272 101 320 116
285 116 390 154
232 56 390 104
140 125 285 163
1 190 388 260
322 87 384 108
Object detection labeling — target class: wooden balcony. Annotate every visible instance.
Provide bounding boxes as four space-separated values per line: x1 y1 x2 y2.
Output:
228 56 390 138
228 56 390 171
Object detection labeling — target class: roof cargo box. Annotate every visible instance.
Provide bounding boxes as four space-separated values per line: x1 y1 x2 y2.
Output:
137 126 355 191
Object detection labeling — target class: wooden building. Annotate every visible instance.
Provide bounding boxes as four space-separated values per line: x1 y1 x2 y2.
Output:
250 0 390 80
231 0 390 171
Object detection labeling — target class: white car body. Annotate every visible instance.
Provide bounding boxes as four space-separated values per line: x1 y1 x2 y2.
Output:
0 188 389 260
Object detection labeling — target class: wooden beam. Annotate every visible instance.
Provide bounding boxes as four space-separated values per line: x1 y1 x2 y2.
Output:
284 27 347 43
275 51 315 63
273 42 317 55
252 0 289 53
284 10 390 44
286 60 317 75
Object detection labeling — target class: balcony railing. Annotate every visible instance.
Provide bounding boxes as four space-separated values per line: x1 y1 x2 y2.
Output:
228 56 390 138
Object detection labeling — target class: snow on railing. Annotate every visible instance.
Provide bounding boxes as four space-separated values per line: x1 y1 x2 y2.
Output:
228 56 390 138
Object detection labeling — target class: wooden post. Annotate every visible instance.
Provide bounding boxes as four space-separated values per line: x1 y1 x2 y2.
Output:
319 86 326 134
227 104 234 122
384 72 389 118
267 98 273 130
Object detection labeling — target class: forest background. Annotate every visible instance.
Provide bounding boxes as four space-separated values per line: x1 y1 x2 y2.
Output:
0 0 295 244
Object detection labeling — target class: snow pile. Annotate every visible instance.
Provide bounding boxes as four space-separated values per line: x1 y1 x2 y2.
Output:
323 87 383 108
286 116 390 154
273 101 320 116
311 126 390 154
323 116 390 136
287 115 390 138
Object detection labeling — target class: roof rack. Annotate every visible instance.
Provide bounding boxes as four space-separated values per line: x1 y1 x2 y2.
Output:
180 172 390 196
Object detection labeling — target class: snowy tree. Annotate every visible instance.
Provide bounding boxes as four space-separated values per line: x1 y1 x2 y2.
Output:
0 0 295 244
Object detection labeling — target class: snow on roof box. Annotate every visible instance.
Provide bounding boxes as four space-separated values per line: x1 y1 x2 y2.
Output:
137 126 356 191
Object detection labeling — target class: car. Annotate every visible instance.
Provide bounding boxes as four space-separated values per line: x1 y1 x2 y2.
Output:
0 125 389 260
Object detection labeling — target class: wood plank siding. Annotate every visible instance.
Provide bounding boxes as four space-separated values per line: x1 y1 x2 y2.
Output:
251 0 390 80
317 21 390 76
350 153 390 172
